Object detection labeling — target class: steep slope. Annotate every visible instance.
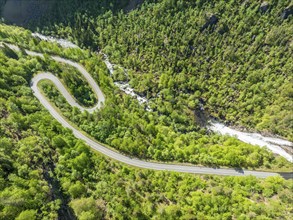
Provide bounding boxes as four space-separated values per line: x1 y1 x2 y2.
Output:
2 3 293 168
0 23 292 220
26 0 292 141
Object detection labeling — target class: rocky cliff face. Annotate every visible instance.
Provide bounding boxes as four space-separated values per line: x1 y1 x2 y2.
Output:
124 0 144 12
1 0 53 25
1 0 144 25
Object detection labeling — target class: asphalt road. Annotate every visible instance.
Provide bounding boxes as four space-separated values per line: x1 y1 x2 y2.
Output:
2 43 288 178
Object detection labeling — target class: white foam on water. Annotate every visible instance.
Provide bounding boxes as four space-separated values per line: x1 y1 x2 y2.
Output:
102 53 151 111
32 33 79 48
209 122 292 162
102 53 115 76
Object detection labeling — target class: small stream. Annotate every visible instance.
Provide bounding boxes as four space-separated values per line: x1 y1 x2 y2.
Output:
102 53 151 110
31 33 293 162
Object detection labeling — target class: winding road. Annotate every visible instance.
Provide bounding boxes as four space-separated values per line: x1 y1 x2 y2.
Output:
2 42 291 178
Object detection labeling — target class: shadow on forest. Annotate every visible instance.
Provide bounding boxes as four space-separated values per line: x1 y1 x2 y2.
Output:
234 167 244 174
278 172 293 180
0 0 146 27
211 166 245 174
1 0 148 49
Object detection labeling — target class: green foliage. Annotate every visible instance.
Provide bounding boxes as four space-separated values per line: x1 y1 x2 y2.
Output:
15 210 37 220
256 80 293 140
36 0 293 140
55 63 97 107
3 16 283 170
39 77 290 170
70 198 103 220
0 13 292 219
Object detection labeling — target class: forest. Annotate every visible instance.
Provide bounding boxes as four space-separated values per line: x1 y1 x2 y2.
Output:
30 0 293 141
0 21 292 220
2 23 291 170
0 0 292 219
